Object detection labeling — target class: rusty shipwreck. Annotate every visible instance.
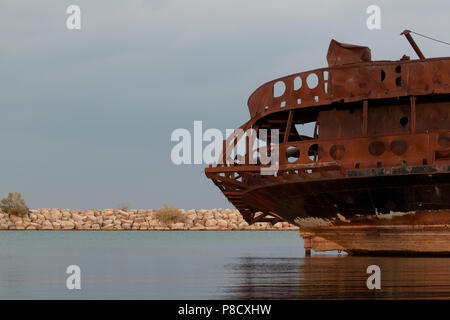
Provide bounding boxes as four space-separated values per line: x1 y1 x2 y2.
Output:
205 31 450 255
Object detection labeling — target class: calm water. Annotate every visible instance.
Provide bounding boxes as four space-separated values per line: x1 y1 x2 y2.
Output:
1 231 450 299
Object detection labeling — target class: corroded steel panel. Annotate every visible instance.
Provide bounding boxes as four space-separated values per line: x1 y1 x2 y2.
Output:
327 40 372 67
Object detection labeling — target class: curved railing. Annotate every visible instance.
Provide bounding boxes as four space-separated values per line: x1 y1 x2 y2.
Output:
277 130 450 170
206 130 450 174
247 57 450 118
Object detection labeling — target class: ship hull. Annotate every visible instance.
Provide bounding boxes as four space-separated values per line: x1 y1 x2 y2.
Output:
242 164 450 225
240 164 450 255
300 220 450 256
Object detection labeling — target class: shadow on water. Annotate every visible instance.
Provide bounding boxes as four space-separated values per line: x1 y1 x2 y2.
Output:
3 231 450 299
222 256 450 299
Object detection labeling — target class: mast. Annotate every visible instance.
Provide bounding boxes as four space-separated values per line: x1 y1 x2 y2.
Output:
401 29 426 59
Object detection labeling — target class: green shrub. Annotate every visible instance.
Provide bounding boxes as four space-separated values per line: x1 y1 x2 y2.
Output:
0 192 29 216
155 204 183 225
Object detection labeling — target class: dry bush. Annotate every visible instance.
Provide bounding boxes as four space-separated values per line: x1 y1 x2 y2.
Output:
155 204 183 225
117 203 130 211
0 192 29 216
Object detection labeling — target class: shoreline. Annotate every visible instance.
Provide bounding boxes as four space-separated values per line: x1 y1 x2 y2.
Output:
0 208 298 231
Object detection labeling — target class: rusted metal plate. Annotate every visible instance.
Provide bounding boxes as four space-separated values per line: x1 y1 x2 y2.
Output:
300 213 450 255
326 40 372 67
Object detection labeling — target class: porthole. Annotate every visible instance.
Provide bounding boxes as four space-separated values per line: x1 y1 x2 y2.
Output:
286 146 300 163
293 76 302 90
329 145 346 160
368 141 386 156
390 139 408 156
273 81 286 98
306 73 319 89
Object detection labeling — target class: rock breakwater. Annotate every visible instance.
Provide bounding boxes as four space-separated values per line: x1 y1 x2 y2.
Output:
0 208 297 231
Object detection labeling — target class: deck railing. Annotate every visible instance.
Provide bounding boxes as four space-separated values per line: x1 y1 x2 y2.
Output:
247 58 450 118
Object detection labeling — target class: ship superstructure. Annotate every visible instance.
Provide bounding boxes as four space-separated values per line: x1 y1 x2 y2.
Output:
206 31 450 255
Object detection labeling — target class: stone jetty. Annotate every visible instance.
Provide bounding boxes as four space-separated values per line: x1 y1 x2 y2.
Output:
0 208 297 231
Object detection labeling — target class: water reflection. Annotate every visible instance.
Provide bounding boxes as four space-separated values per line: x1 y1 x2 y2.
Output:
223 256 450 299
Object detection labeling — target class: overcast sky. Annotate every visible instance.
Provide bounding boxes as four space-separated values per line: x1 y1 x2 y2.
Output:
0 0 448 210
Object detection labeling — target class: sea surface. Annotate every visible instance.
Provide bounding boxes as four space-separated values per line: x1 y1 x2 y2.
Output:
0 231 450 299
